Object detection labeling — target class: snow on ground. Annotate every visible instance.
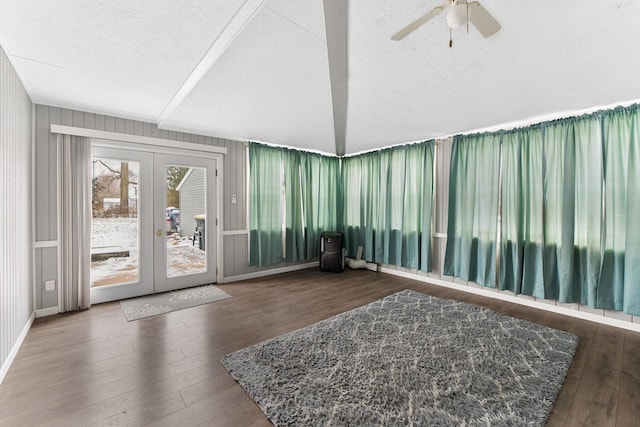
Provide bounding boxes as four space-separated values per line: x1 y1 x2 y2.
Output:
91 218 206 287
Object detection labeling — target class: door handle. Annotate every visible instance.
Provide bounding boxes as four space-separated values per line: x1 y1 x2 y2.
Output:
156 229 163 237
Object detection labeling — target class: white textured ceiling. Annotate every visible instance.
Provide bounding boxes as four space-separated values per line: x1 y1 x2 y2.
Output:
0 0 639 155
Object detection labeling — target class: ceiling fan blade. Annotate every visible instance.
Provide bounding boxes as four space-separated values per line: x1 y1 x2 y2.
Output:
391 1 449 41
468 1 501 38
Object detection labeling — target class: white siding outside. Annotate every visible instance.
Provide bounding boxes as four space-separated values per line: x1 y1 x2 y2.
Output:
178 167 205 239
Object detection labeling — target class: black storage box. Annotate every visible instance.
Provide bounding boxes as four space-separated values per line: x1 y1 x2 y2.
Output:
320 232 344 272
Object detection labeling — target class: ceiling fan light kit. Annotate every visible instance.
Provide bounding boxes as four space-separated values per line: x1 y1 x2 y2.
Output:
446 3 468 29
392 0 501 47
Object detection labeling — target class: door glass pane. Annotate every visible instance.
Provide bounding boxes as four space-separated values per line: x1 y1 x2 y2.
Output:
166 165 207 277
91 158 140 287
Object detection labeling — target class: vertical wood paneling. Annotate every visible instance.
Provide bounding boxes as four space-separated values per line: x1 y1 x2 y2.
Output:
60 108 72 126
34 248 43 308
0 45 33 380
47 107 60 240
72 110 83 127
134 121 144 136
34 105 50 241
40 247 58 309
233 141 241 229
84 112 95 130
224 235 236 276
114 117 125 133
233 234 249 276
124 119 134 135
95 114 105 131
105 115 115 132
224 141 233 230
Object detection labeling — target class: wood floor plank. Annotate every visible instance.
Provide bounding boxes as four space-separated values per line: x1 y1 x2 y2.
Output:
567 325 624 426
615 331 640 427
1 268 638 426
89 391 186 426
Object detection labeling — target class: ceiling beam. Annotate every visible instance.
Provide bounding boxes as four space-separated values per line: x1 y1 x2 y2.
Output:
157 0 269 127
322 0 348 156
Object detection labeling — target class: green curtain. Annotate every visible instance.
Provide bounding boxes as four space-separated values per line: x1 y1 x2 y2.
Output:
450 108 640 313
600 106 640 315
249 143 284 266
500 119 603 303
342 142 434 271
250 143 341 265
444 134 500 287
537 117 602 305
283 149 304 262
342 152 380 261
501 127 545 295
568 117 603 306
300 153 341 259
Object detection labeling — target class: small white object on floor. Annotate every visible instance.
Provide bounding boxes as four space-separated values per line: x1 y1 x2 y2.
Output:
346 258 368 269
346 245 368 269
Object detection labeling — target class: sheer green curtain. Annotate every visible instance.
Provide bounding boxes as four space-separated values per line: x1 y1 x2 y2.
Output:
283 149 304 262
502 128 539 295
500 119 603 303
569 117 603 306
341 154 362 253
444 134 500 287
249 143 284 266
538 118 602 305
250 143 341 265
342 142 434 271
601 106 640 315
300 153 341 259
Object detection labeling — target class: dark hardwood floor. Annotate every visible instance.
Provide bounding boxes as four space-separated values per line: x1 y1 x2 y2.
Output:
1 268 639 426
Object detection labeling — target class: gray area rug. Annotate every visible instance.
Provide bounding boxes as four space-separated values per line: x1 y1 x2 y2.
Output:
221 289 578 426
120 284 231 321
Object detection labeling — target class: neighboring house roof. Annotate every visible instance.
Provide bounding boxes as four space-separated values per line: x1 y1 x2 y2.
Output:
176 167 194 192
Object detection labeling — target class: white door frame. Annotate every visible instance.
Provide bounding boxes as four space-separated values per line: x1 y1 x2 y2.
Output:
92 138 225 287
152 153 218 293
90 146 155 304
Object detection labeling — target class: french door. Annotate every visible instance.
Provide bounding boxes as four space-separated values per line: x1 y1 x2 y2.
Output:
90 145 218 304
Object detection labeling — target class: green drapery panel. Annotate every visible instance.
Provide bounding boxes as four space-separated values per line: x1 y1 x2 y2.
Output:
300 153 341 259
249 143 284 266
501 127 544 295
500 119 603 304
600 106 640 315
250 143 341 265
342 142 434 271
447 104 640 315
549 117 602 306
444 134 500 287
283 149 304 262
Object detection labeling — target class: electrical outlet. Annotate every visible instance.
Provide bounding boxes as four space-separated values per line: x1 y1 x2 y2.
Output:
44 280 56 292
231 194 237 204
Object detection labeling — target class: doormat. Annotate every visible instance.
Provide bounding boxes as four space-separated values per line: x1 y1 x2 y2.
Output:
222 289 578 426
120 284 231 321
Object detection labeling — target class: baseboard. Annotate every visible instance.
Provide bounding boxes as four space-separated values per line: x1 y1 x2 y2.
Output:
0 312 35 385
223 262 319 283
36 306 60 318
378 266 640 333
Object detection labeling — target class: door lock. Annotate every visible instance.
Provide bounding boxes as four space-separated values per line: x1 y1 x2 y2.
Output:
156 229 163 237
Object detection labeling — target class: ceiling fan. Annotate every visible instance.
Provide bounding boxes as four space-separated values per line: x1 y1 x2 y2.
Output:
391 0 501 46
